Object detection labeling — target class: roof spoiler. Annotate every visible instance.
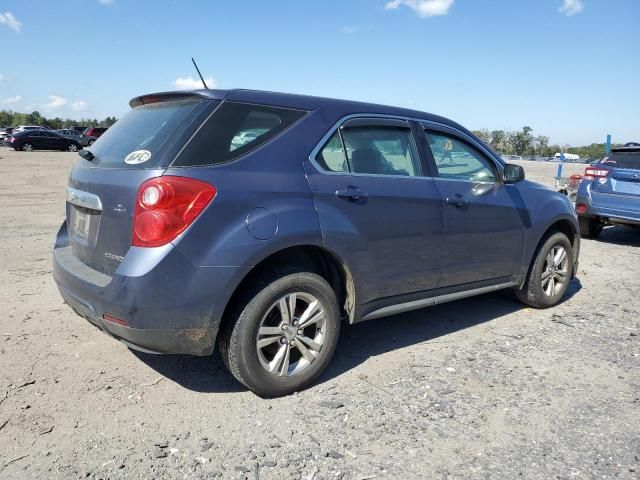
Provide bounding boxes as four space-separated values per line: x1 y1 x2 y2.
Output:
128 89 228 108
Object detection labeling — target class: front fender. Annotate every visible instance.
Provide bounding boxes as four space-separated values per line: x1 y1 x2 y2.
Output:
518 182 579 277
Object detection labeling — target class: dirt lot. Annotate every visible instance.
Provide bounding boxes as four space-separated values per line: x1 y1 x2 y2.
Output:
0 149 638 480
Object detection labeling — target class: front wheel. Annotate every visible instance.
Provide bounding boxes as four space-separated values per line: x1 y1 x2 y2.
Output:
219 272 340 397
514 232 574 308
21 143 34 152
88 140 95 146
67 143 78 152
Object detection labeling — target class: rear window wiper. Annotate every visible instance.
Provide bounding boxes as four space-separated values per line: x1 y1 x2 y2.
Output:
79 150 95 162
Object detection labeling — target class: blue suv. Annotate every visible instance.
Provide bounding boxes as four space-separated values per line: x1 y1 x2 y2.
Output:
576 145 640 238
53 89 580 396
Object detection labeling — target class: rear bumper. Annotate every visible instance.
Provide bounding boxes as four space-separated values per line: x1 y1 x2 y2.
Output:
576 190 640 225
57 283 216 355
52 222 250 356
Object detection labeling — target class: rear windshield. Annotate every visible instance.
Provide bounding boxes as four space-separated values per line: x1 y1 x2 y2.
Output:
88 99 207 168
173 102 306 167
600 151 640 170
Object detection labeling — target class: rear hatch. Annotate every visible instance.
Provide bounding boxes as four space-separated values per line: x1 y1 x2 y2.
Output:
66 95 218 276
592 149 640 197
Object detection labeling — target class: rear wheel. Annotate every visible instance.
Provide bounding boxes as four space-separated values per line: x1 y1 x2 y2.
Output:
579 216 603 238
219 272 340 397
514 231 573 308
21 143 34 152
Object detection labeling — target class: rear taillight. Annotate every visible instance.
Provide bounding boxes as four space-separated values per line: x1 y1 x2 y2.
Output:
584 167 610 180
132 176 217 247
8 136 14 142
575 203 588 214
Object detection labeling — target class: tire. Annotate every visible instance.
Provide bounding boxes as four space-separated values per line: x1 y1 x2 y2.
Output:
579 216 603 238
514 231 574 308
21 143 34 152
219 272 340 397
88 140 95 146
67 143 78 152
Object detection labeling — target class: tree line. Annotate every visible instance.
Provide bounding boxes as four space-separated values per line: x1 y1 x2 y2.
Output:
0 109 118 130
472 126 613 160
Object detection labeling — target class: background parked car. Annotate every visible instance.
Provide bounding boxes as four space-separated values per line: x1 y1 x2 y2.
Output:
7 129 82 152
13 125 51 133
81 127 108 146
56 129 84 142
70 126 89 133
576 145 640 237
0 127 14 143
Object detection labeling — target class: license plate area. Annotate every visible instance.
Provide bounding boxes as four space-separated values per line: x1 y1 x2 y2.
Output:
69 205 100 244
611 178 640 196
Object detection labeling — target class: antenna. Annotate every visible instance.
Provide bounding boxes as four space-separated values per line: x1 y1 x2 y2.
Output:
191 57 208 89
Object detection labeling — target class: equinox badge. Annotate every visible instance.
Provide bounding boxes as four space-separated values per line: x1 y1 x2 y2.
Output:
104 252 124 262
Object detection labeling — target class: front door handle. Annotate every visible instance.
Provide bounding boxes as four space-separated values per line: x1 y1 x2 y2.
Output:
336 188 367 201
445 195 469 208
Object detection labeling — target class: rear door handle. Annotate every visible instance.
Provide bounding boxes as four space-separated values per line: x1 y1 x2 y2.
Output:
445 195 469 208
335 188 367 201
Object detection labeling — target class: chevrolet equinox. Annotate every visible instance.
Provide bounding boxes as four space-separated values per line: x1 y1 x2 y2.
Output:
53 89 580 396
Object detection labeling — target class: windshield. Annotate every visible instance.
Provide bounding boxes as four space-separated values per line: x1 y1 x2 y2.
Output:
88 99 208 168
600 151 640 170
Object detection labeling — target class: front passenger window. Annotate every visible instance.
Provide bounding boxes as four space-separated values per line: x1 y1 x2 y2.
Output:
425 131 497 183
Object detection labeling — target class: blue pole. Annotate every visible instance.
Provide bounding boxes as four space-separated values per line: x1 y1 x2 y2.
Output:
556 150 565 178
606 134 612 153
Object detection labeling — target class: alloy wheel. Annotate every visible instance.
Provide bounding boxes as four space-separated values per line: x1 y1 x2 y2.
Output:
68 144 78 152
256 292 326 377
541 245 569 297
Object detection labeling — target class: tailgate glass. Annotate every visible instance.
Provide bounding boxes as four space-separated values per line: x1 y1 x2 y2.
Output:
600 151 640 170
88 99 209 169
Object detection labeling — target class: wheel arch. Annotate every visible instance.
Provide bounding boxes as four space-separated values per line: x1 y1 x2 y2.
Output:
521 216 580 287
220 244 356 335
545 217 578 245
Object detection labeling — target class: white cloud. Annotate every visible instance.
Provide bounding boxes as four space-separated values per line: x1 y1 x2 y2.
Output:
173 76 217 90
559 0 584 16
385 0 454 18
0 12 22 32
42 96 68 111
98 0 115 5
1 95 21 105
340 25 358 34
72 100 89 112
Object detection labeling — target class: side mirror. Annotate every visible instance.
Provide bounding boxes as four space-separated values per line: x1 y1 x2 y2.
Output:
503 163 525 184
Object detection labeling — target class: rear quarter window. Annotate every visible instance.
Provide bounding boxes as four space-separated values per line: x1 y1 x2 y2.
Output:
172 102 307 167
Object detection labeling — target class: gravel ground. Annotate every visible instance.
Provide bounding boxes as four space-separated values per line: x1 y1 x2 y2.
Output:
0 150 638 480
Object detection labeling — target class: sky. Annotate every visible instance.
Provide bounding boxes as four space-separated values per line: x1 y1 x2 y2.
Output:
0 0 638 146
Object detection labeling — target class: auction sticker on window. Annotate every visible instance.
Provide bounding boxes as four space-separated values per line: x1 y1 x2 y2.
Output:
124 150 152 165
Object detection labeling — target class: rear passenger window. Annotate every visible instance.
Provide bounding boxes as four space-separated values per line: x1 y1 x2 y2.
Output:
174 102 306 166
342 126 418 176
317 132 348 173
